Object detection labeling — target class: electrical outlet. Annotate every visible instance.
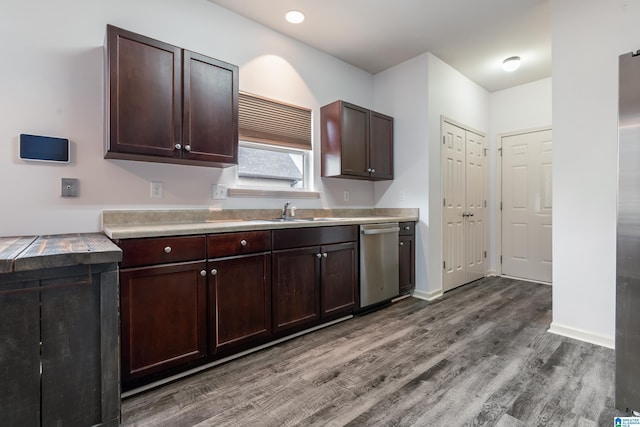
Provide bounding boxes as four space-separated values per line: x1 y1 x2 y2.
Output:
61 178 78 197
212 184 227 200
343 190 350 202
150 181 163 199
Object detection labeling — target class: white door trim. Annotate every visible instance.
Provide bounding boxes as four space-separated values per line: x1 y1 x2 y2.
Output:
496 126 552 278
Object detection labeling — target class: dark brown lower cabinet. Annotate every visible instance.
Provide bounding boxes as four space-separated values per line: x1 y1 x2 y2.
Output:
208 253 271 354
321 242 358 318
272 247 321 334
399 222 416 294
0 262 120 427
120 261 207 382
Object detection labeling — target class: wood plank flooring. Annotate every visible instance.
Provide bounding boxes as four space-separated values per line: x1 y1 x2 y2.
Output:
122 277 625 426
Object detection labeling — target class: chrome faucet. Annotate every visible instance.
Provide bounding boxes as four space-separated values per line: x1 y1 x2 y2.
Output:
281 201 291 220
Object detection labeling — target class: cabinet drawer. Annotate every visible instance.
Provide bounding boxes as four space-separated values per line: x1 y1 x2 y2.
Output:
399 222 415 236
119 235 206 268
208 231 271 258
273 225 358 250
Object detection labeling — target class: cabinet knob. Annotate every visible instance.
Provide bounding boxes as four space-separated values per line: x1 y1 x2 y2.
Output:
323 253 328 258
316 253 322 258
367 168 372 172
200 270 207 277
371 168 376 173
164 246 172 254
240 239 247 247
174 144 182 150
400 242 404 246
184 144 191 152
211 269 218 276
405 226 410 230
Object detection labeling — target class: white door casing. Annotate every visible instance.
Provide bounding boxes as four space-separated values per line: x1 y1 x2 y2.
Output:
501 129 552 283
442 121 486 292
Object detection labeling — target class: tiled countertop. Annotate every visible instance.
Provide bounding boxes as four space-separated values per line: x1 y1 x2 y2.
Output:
103 208 419 239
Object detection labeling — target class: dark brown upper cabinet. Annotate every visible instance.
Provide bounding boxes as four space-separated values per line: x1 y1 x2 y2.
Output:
320 100 394 181
105 25 238 168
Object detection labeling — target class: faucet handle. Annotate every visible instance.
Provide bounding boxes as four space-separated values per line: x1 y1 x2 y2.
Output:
290 206 297 217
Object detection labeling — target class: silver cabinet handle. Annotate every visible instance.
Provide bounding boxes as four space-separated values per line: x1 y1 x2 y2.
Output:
361 227 400 235
371 169 376 173
200 270 206 277
240 239 247 246
404 226 411 230
323 253 328 258
184 144 191 152
366 168 372 172
400 242 404 246
316 253 322 258
211 269 218 276
164 246 172 254
462 212 475 218
174 144 181 150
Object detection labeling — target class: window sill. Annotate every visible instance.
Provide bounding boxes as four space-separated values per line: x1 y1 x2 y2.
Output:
227 188 321 199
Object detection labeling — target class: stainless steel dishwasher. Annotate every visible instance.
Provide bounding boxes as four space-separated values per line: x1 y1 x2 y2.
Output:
359 223 400 310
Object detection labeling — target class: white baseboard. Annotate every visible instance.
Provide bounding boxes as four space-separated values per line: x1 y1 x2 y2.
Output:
548 322 614 349
487 269 497 277
412 288 443 302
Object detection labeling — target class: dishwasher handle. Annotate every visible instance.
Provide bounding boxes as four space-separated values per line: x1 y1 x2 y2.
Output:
361 226 400 235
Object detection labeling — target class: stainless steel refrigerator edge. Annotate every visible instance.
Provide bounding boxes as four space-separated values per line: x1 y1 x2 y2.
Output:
359 223 399 309
616 51 640 413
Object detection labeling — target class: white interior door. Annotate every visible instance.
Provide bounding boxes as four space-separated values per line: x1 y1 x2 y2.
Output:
465 131 486 282
442 121 486 292
501 129 552 283
443 122 466 291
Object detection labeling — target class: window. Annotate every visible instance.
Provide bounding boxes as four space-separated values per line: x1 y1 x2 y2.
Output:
235 92 312 192
237 142 307 189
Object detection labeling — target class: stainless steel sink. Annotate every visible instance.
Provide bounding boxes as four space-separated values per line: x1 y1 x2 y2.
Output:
248 217 349 223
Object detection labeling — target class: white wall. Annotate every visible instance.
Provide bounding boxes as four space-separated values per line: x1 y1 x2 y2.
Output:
488 77 552 272
0 0 376 237
551 0 640 346
373 53 430 294
373 53 489 296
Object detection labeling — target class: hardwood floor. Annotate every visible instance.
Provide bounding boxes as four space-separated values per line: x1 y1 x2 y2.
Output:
122 277 625 426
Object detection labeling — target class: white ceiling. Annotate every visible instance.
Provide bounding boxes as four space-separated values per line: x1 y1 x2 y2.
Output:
209 0 551 93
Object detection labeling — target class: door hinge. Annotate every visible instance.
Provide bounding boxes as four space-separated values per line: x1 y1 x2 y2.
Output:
500 255 503 264
498 147 503 156
483 148 488 157
443 261 446 269
443 198 446 207
500 201 503 211
484 200 487 208
484 251 487 258
443 136 446 145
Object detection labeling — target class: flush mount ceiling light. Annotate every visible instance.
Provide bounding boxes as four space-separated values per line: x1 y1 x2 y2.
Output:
285 10 305 24
502 56 521 72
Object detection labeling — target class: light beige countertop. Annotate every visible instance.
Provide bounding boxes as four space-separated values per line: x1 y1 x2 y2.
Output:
103 208 419 239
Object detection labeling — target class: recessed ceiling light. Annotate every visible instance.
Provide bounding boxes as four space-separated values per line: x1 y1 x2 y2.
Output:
285 10 305 24
502 56 521 72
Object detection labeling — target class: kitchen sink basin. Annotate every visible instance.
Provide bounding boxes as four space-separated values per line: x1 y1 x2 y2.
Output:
248 217 350 223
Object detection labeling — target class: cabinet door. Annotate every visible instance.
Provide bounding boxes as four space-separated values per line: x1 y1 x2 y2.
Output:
272 247 320 334
209 254 271 354
183 50 238 166
120 261 207 382
321 242 357 319
399 235 415 294
369 111 394 180
341 102 370 177
107 25 182 159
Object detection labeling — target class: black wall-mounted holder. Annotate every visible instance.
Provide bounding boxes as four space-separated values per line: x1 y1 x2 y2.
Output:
19 134 70 163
